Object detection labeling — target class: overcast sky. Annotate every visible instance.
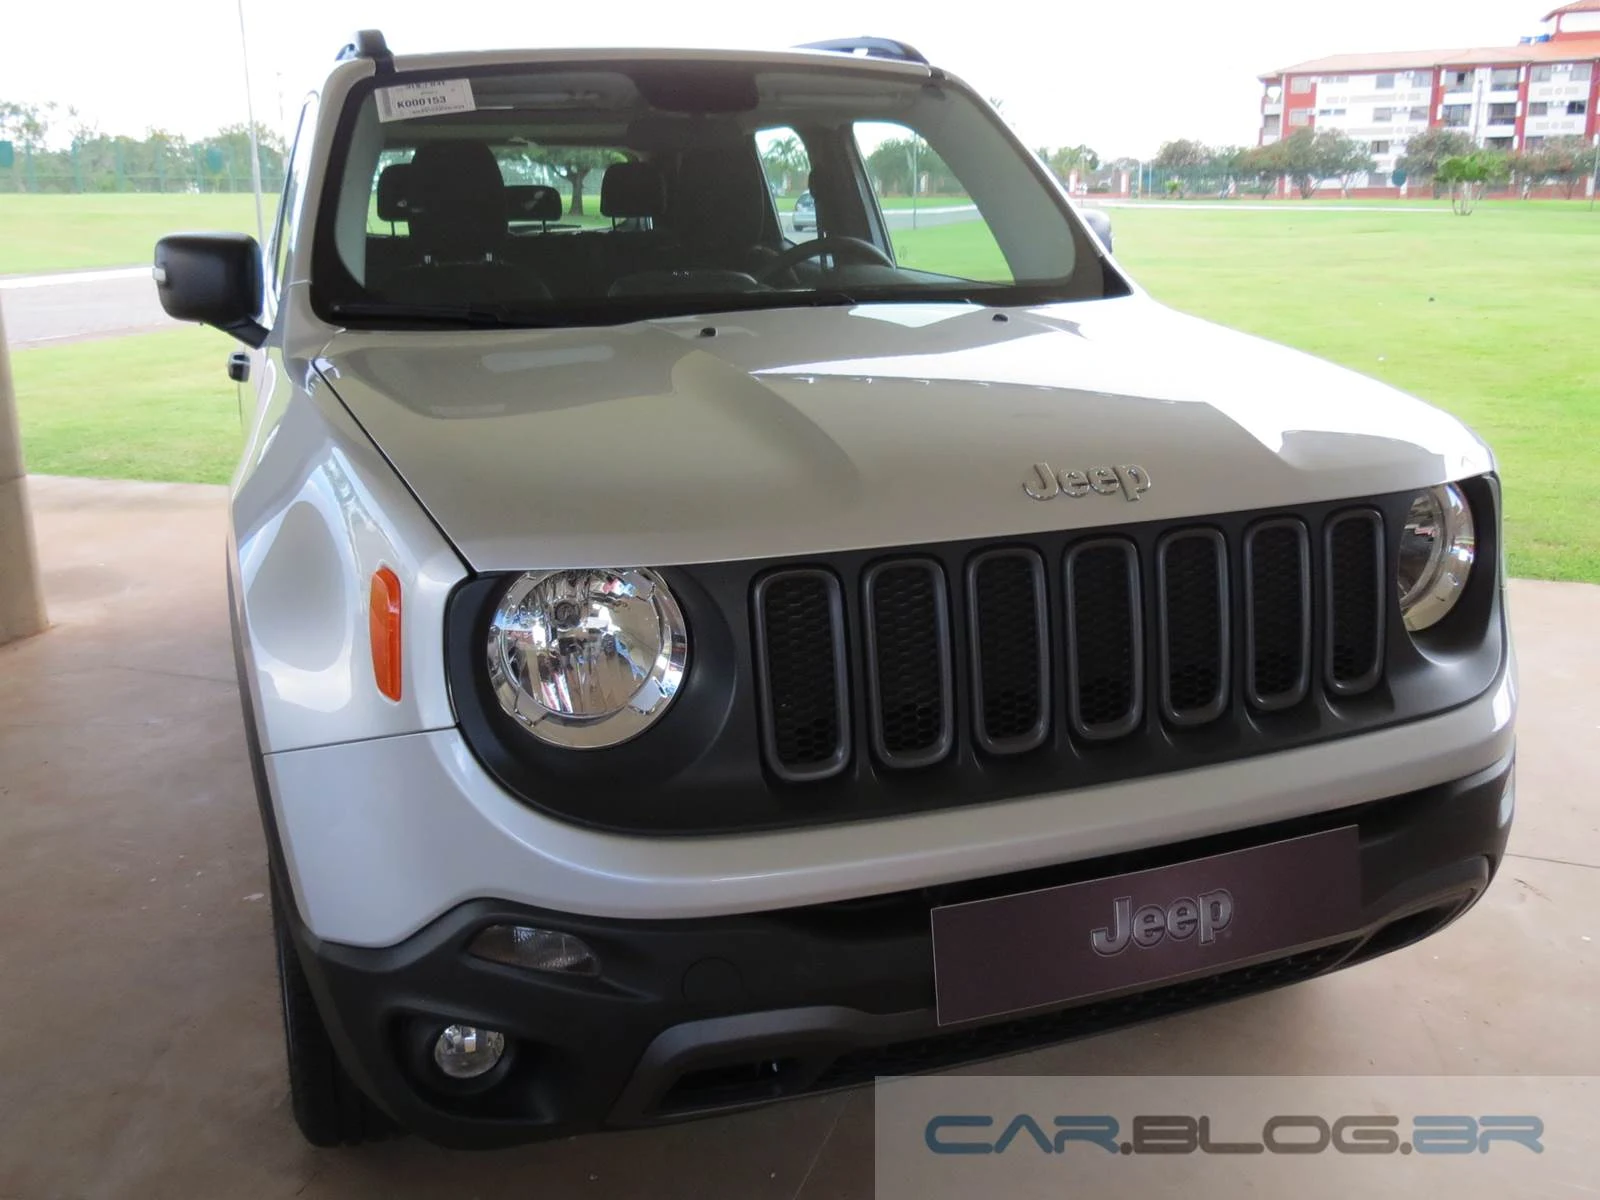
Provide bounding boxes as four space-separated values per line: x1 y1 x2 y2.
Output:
1 0 1553 157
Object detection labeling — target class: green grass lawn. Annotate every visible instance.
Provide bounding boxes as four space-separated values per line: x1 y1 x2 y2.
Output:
8 200 1598 580
1108 205 1600 583
0 194 272 275
11 328 241 484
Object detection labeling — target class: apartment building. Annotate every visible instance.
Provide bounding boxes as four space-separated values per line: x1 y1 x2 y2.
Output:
1259 1 1600 188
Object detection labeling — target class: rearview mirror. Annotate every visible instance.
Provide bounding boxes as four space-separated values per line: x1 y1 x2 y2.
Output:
152 232 267 347
1080 209 1113 254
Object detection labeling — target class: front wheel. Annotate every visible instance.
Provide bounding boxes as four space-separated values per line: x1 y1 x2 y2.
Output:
272 878 392 1146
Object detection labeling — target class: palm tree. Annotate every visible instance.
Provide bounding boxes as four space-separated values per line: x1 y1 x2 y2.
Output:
761 135 809 193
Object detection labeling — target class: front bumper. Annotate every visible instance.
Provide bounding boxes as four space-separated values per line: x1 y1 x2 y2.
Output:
288 753 1513 1149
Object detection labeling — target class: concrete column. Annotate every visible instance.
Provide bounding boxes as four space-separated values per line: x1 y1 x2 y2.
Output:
0 304 48 646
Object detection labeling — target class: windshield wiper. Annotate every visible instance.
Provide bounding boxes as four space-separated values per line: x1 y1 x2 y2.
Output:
327 300 550 328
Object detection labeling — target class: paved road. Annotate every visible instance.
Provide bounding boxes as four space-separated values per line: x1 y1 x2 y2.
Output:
0 267 173 349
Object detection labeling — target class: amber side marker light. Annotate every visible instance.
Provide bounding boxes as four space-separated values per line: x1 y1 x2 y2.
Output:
370 566 403 701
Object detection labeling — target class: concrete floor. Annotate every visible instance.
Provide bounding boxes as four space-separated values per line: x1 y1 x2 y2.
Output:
1 475 1596 1200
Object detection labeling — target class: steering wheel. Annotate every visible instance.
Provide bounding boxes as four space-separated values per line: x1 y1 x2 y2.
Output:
757 235 895 283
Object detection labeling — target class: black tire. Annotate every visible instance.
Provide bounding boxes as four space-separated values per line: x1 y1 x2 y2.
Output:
272 879 393 1147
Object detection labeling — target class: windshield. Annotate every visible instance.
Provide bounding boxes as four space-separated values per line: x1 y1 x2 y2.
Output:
311 61 1122 328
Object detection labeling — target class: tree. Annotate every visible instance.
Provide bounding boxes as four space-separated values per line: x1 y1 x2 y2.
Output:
0 99 58 148
198 122 288 189
760 134 809 193
1153 139 1209 171
1239 141 1287 196
1310 129 1376 196
1152 138 1210 197
1517 135 1600 200
865 136 953 196
1273 129 1322 198
1208 145 1249 194
1396 127 1475 187
1437 151 1508 215
1044 144 1100 181
541 147 625 216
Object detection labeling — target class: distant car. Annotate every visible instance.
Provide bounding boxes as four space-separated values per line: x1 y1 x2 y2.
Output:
792 189 817 231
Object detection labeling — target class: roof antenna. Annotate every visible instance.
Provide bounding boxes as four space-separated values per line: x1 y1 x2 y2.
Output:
235 0 267 250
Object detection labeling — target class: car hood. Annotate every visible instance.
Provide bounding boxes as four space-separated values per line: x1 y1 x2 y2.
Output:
317 297 1492 571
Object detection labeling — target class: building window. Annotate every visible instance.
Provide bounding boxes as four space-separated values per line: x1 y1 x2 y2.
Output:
1485 136 1514 151
1375 73 1395 89
1531 66 1552 83
1289 109 1311 126
1528 101 1548 117
1490 67 1519 89
1408 70 1434 87
1409 105 1431 120
1570 100 1589 116
1290 76 1313 94
1263 114 1281 134
1572 63 1593 82
1445 70 1470 89
1525 136 1545 149
1370 140 1391 154
1488 102 1517 123
1324 74 1349 84
1442 104 1472 127
1373 107 1393 122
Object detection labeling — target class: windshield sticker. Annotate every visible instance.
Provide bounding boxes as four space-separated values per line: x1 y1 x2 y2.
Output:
375 79 477 123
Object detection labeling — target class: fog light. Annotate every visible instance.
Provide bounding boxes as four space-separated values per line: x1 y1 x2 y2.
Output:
470 925 600 976
432 1024 506 1080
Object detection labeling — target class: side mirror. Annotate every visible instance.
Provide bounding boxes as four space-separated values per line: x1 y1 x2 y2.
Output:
152 232 267 347
1080 208 1113 254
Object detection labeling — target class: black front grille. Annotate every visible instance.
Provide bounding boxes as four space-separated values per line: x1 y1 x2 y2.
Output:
968 550 1050 753
1326 511 1385 694
863 560 954 767
1245 520 1311 709
1064 540 1142 739
751 570 850 782
1157 529 1229 724
752 505 1399 781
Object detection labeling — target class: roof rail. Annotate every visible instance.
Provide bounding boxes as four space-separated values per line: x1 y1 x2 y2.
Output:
795 37 929 65
336 29 394 75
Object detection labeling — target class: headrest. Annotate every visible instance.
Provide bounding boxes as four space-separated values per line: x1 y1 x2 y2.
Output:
601 161 666 219
405 141 507 257
375 162 414 222
506 184 563 222
668 146 770 247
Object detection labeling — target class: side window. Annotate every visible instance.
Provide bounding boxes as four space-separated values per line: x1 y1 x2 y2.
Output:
270 95 318 297
755 126 816 245
851 121 1012 283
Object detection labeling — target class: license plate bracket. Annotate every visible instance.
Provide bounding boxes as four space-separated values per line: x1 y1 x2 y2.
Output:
930 826 1361 1026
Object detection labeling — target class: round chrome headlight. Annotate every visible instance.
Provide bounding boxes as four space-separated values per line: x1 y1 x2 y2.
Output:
487 568 688 748
1397 484 1475 632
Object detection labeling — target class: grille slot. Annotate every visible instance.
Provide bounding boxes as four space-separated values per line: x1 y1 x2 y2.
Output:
1063 539 1143 740
1157 529 1230 726
1325 511 1386 695
1244 519 1311 710
863 560 954 769
967 549 1050 755
751 570 850 782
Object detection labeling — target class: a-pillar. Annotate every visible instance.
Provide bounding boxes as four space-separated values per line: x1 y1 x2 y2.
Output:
0 304 47 646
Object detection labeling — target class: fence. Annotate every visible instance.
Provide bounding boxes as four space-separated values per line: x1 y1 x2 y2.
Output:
0 143 284 195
